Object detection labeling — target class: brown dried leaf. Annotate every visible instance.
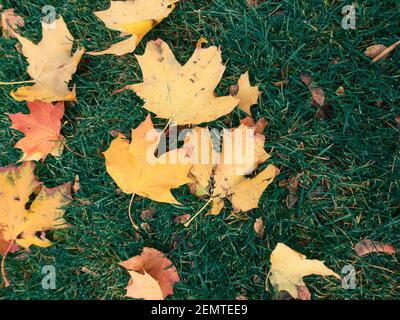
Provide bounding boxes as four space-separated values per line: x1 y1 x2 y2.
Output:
140 208 156 220
253 217 265 238
365 44 387 59
72 175 80 193
1 8 24 38
173 214 190 224
120 247 180 300
354 239 396 256
336 86 345 97
297 286 311 300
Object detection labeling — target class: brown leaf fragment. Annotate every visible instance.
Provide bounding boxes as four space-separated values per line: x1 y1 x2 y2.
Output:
315 104 333 120
297 286 311 300
354 239 396 256
109 129 121 138
72 175 80 193
140 208 156 220
229 84 239 96
370 41 400 63
336 86 345 97
253 218 265 238
365 44 387 59
273 80 288 87
1 8 24 38
300 73 325 107
173 214 190 224
140 222 151 233
310 86 325 107
286 193 299 209
300 73 312 86
81 266 98 276
240 116 268 135
236 295 248 300
330 56 341 65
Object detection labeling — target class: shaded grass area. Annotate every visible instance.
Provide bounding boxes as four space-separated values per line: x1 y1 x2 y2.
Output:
0 0 399 299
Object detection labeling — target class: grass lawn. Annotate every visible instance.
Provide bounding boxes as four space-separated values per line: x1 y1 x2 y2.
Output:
0 0 399 300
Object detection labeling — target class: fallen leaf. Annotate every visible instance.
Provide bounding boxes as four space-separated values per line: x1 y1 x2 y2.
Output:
0 7 24 38
127 39 239 125
231 71 261 114
253 217 265 238
272 79 288 87
81 266 98 277
140 222 151 233
236 295 248 300
103 115 192 204
72 175 80 193
11 17 84 102
272 65 289 87
0 162 71 250
335 86 345 97
92 0 179 56
364 44 387 59
315 104 333 120
188 119 279 215
268 243 340 299
300 73 325 107
140 208 156 220
120 247 180 300
173 214 190 224
8 100 65 162
354 239 396 256
239 116 268 135
367 41 400 63
284 173 301 209
296 286 311 300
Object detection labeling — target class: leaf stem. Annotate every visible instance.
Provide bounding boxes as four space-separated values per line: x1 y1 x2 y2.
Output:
0 80 35 85
184 191 216 228
58 136 85 158
128 193 139 230
1 241 13 287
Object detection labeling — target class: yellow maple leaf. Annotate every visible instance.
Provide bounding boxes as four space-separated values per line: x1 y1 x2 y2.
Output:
127 39 239 125
11 17 84 102
188 118 278 215
268 243 341 299
103 115 192 204
233 71 261 115
0 162 71 249
90 0 178 56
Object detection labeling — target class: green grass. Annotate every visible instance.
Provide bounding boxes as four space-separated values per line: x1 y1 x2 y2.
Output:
0 0 399 300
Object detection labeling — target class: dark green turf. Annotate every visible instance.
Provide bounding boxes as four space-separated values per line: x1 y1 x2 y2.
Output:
0 0 399 300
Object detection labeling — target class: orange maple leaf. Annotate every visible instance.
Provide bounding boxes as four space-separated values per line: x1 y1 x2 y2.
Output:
8 100 65 162
120 247 180 300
